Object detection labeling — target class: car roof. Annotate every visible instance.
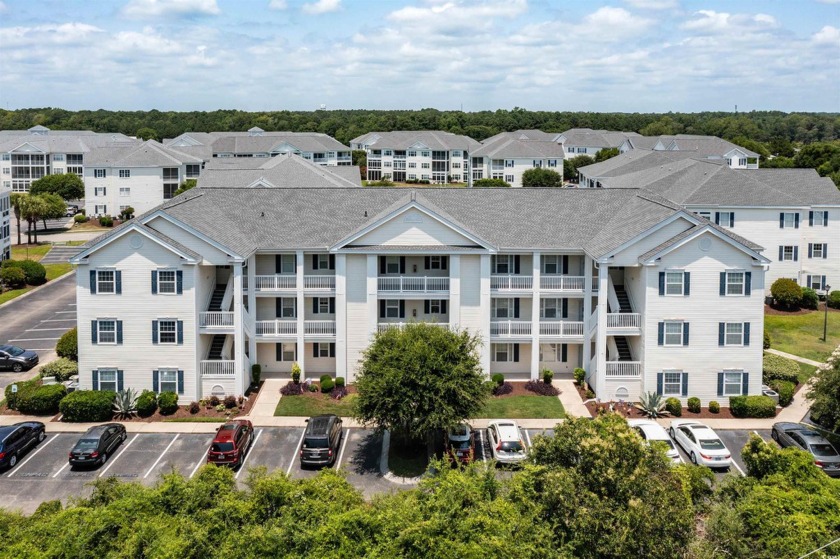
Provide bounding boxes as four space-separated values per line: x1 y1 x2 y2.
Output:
305 415 336 436
0 426 16 439
635 423 669 438
491 421 520 439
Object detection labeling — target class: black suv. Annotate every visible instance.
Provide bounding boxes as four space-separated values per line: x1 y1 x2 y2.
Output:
69 423 127 467
0 421 46 470
300 414 343 468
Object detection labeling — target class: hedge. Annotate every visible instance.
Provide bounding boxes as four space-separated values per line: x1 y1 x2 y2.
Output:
665 397 682 417
800 287 819 310
17 260 46 285
829 290 840 310
0 266 26 289
157 391 179 415
729 395 777 418
59 390 116 422
768 380 795 407
16 384 67 415
39 358 78 382
56 328 78 361
4 378 40 410
136 390 157 417
763 353 799 384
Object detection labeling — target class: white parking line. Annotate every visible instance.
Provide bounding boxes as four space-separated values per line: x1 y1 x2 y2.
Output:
8 338 61 342
478 429 486 461
189 447 210 479
7 435 57 478
25 328 74 332
523 429 532 449
287 430 306 475
99 434 139 478
52 461 70 478
143 435 179 479
731 459 746 477
235 429 262 479
336 429 349 469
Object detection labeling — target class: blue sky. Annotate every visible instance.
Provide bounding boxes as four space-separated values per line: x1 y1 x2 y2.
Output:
0 0 838 112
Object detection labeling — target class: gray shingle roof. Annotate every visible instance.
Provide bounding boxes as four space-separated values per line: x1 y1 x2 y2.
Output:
197 153 361 188
350 131 481 151
482 130 563 143
558 128 640 149
84 140 203 167
472 136 566 159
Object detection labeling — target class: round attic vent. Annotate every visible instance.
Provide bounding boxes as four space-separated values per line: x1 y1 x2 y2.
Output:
699 237 712 252
129 235 144 249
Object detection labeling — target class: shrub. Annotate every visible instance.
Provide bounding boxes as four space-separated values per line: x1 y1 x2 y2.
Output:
687 397 701 413
665 397 682 417
251 364 261 386
112 388 139 419
291 362 301 384
56 328 78 361
98 215 114 227
4 378 39 410
473 178 511 188
828 290 840 310
308 383 318 393
209 395 220 406
157 391 179 415
320 378 335 393
320 375 331 383
525 380 560 396
215 404 226 412
585 389 595 399
0 266 26 289
39 357 78 381
730 395 777 418
542 369 554 384
17 260 46 285
335 377 345 388
770 278 802 309
769 380 795 407
800 287 819 310
634 392 669 418
763 329 771 350
17 383 67 415
189 401 200 414
223 395 237 409
136 390 157 417
492 381 513 396
763 352 800 384
708 400 720 414
119 207 134 220
573 367 586 385
73 214 87 223
491 373 505 386
59 390 116 422
0 259 21 269
280 381 303 396
330 386 349 400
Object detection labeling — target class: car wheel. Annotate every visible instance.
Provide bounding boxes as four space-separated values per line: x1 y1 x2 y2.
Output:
690 452 697 465
12 363 22 373
9 454 17 468
100 452 108 465
38 431 46 442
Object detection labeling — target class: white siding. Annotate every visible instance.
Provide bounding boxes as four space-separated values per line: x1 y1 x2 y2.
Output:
353 208 477 246
458 255 483 334
610 217 694 266
345 254 368 382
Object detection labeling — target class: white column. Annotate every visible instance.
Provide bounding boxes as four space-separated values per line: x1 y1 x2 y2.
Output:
232 262 245 393
367 255 379 337
296 250 306 380
247 255 256 372
335 254 347 380
530 252 541 380
479 254 492 376
582 255 593 375
595 264 609 397
449 255 460 329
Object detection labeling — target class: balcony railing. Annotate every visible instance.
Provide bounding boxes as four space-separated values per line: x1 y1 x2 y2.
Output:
378 322 450 333
305 320 336 336
199 312 234 328
490 321 532 337
539 321 584 337
304 275 336 290
605 361 642 377
256 320 297 336
491 275 533 290
200 360 235 376
606 313 641 329
540 275 585 291
252 274 296 291
378 276 449 292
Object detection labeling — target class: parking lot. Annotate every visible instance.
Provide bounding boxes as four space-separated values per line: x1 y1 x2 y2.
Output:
0 426 766 514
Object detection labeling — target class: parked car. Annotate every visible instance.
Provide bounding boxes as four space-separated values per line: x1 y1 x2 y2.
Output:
68 423 127 467
487 420 527 465
445 423 475 464
0 421 46 470
65 205 79 217
0 345 39 372
670 420 732 468
300 414 343 468
628 419 680 463
772 422 840 477
207 419 254 468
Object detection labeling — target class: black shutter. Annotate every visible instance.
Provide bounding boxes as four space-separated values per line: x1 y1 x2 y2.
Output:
153 370 159 393
513 344 519 362
714 212 720 225
807 274 812 289
659 272 665 296
424 300 430 314
176 271 183 294
115 271 122 294
793 246 799 261
822 275 827 289
656 372 663 395
730 213 735 227
562 255 569 275
90 270 97 294
809 243 813 258
152 320 158 344
117 370 124 392
441 300 447 314
177 371 184 394
379 256 386 274
276 344 283 361
681 373 688 397
824 244 828 259
778 246 783 261
718 323 725 346
513 298 520 318
151 270 158 294
825 212 829 226
514 255 520 274
684 272 690 296
117 321 123 344
379 300 386 318
720 272 726 296
329 298 335 314
92 370 99 391
91 320 98 344
399 257 406 274
399 300 405 318
683 323 690 346
562 298 568 318
329 254 335 270
441 256 447 270
657 322 664 345
177 320 184 344
276 298 282 318
717 372 724 396
795 213 799 228
744 323 750 346
312 254 318 270
741 372 749 395
312 298 318 314
561 344 567 362
313 344 319 358
275 255 282 274
809 211 814 226
744 271 751 296
425 256 431 270
779 213 784 228
330 343 336 358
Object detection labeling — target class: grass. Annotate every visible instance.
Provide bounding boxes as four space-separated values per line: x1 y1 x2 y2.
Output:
11 244 51 261
274 393 358 417
388 439 428 477
0 256 74 305
797 362 818 384
72 221 113 231
765 309 840 363
481 395 565 419
163 417 228 423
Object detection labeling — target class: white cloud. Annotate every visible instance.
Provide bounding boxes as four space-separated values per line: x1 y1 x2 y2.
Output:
0 2 7 13
577 7 654 40
113 27 185 54
0 23 104 48
681 10 779 33
301 0 341 15
812 25 840 46
622 0 677 9
121 0 220 19
816 0 840 4
268 0 287 9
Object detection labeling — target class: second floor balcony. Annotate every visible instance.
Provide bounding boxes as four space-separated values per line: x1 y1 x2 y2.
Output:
378 276 449 294
247 274 336 293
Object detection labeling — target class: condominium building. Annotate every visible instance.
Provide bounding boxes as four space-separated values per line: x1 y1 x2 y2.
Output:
350 131 481 184
0 185 10 261
72 185 767 407
198 153 362 188
471 132 565 187
618 134 760 169
558 128 640 158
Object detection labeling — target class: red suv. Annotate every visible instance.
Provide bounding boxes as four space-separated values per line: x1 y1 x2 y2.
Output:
207 420 253 468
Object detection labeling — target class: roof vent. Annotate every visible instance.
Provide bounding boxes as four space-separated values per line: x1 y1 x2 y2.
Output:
364 210 368 218
260 212 265 218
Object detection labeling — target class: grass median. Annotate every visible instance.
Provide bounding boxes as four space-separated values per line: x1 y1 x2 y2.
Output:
480 395 565 419
275 393 358 417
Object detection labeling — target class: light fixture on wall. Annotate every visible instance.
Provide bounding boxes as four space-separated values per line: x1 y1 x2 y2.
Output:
413 264 417 273
413 308 417 317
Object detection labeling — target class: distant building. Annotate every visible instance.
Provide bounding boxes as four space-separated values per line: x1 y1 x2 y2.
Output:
0 184 10 260
619 134 759 169
472 131 565 187
558 128 640 158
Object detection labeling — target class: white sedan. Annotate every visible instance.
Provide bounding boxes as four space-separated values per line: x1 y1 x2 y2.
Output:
669 420 732 468
628 419 681 463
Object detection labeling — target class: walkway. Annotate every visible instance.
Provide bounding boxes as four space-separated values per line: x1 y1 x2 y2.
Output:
765 348 824 367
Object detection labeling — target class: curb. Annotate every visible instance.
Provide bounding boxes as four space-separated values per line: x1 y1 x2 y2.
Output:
0 271 75 310
380 430 423 485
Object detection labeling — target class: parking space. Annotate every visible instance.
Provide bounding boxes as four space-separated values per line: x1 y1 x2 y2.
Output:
239 427 304 483
143 434 213 482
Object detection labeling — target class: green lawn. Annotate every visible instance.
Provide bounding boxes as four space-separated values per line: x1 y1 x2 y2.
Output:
480 395 565 419
0 261 74 305
274 393 358 417
797 362 818 384
11 244 51 261
765 309 840 363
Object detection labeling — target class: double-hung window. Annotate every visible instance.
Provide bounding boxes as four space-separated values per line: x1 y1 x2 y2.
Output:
315 297 332 314
543 255 559 274
159 369 178 393
492 255 514 274
780 246 797 261
428 256 444 270
780 212 799 228
157 270 177 294
505 174 514 183
726 271 745 295
660 321 687 347
120 187 130 197
94 187 106 197
665 271 685 296
810 243 827 259
716 212 734 227
314 343 334 358
119 169 130 178
540 298 560 319
278 298 296 318
277 343 296 362
725 323 744 346
96 320 117 344
492 298 513 319
157 320 177 344
493 343 511 362
505 160 514 168
315 254 333 270
277 254 296 274
384 256 400 275
384 300 400 319
540 343 557 362
94 169 106 178
96 270 116 294
722 371 745 396
811 210 828 226
97 369 119 392
662 371 684 396
428 299 442 314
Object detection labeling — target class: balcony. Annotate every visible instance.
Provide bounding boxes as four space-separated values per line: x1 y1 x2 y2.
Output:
256 320 297 337
378 276 449 294
304 275 335 291
305 320 336 337
378 322 450 333
199 312 234 332
491 275 533 291
200 360 235 376
490 320 532 338
539 321 584 338
606 313 641 329
540 275 586 292
605 361 642 377
250 274 296 292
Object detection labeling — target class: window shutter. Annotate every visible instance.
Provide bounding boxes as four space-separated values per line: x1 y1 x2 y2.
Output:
275 255 282 274
744 272 751 295
90 270 97 294
684 272 690 296
778 246 783 261
424 256 430 270
329 298 335 314
807 274 812 288
117 370 124 392
153 370 160 393
741 372 749 395
117 321 123 344
562 255 569 275
513 344 519 362
152 320 158 344
824 244 828 259
276 344 282 361
822 275 827 290
399 300 405 319
424 300 430 314
744 322 750 346
379 256 386 274
312 254 318 270
562 298 569 319
330 343 336 358
441 256 447 270
825 212 829 226
441 300 448 314
720 272 726 296
683 323 690 346
809 211 814 226
658 272 665 296
151 270 158 294
276 298 282 318
681 373 688 397
656 372 663 395
177 320 184 344
809 243 813 258
176 271 183 294
717 372 724 396
177 370 184 394
313 344 318 358
714 212 720 225
513 298 520 318
379 300 386 318
92 370 99 391
779 213 784 228
730 213 735 227
657 322 664 345
91 320 98 344
514 255 521 274
793 246 798 261
399 257 406 274
561 343 567 362
312 298 318 314
718 323 725 346
115 271 122 294
329 255 335 270
795 213 799 228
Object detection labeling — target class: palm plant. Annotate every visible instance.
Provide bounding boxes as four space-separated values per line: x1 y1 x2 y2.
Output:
634 391 671 418
113 388 139 419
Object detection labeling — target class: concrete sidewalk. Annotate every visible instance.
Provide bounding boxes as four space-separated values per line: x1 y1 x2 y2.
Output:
765 348 824 367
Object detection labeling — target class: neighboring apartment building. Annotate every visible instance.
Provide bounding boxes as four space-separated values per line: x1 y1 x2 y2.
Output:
350 131 481 184
558 128 640 158
83 140 204 217
619 134 760 169
165 128 353 166
579 153 840 291
72 186 767 407
0 185 10 261
471 131 565 187
198 153 361 188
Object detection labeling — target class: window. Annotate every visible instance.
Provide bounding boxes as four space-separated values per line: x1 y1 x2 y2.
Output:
807 275 827 291
119 205 129 213
316 254 333 270
725 323 744 346
810 243 827 259
385 256 400 275
52 154 65 161
119 169 130 178
540 343 557 362
277 343 296 362
278 298 296 318
317 297 331 314
408 162 417 168
663 371 683 396
780 246 797 261
384 300 400 319
421 151 430 157
540 298 560 319
726 271 745 295
542 255 559 274
162 168 178 181
505 175 514 183
492 298 513 319
315 343 332 358
532 160 543 168
159 369 178 393
96 270 115 294
157 270 176 294
278 254 295 274
120 187 130 197
493 343 511 362
98 369 118 392
408 174 417 180
717 212 733 227
723 371 744 396
186 164 200 178
97 320 117 344
781 212 798 228
383 150 392 156
428 255 444 270
383 162 392 167
698 211 711 220
452 162 461 169
739 158 747 166
163 183 178 199
665 271 685 295
94 169 106 178
663 322 685 346
421 163 430 169
95 205 107 215
157 320 177 344
1 168 8 175
548 159 558 168
407 150 417 157
811 210 828 226
451 150 460 157
94 187 106 197
428 299 443 314
492 255 513 274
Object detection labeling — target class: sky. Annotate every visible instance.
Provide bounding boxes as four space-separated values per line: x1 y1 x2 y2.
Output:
0 0 838 113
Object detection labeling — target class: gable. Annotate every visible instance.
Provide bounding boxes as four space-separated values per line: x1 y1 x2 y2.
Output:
350 207 481 248
655 229 764 269
81 229 191 269
607 216 696 266
409 141 430 150
170 135 203 147
271 142 300 154
144 215 237 264
12 142 45 153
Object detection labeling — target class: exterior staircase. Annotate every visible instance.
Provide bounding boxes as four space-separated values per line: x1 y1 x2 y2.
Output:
208 284 226 311
613 285 632 313
613 336 632 361
208 335 226 360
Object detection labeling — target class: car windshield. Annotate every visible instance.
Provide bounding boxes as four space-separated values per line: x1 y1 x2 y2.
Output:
499 441 523 452
6 346 25 357
75 439 99 449
810 444 839 457
211 442 234 453
451 439 471 450
450 424 469 437
304 438 329 449
699 439 725 450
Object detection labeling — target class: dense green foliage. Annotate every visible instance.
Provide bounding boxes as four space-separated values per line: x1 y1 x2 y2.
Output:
157 391 179 415
708 400 720 413
665 397 683 417
729 395 777 418
15 383 66 415
173 179 197 197
4 378 39 410
763 352 800 384
55 327 77 361
13 259 46 285
687 397 701 413
594 147 620 162
354 323 487 441
472 178 511 187
763 329 771 349
829 290 840 309
522 167 563 187
28 173 84 200
39 357 78 382
58 390 116 422
801 287 819 310
768 379 795 407
0 266 25 288
136 390 158 417
807 347 840 432
770 278 803 309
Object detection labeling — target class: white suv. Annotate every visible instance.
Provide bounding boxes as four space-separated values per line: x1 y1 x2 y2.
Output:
487 420 527 465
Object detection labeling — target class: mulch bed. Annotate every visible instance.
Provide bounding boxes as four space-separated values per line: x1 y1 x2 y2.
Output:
292 384 358 399
765 303 838 315
585 400 740 420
